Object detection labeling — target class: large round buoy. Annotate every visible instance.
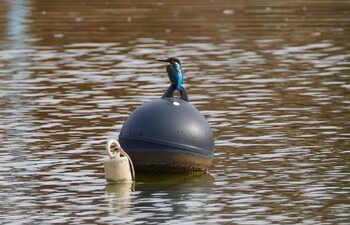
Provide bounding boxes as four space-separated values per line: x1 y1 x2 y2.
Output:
118 87 214 173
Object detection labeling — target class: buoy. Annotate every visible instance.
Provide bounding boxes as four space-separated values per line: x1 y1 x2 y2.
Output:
118 85 215 173
104 139 135 183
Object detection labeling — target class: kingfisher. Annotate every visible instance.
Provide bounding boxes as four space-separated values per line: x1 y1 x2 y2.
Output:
157 57 183 92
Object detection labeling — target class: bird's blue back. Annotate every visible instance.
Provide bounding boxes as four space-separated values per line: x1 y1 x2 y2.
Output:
166 63 183 92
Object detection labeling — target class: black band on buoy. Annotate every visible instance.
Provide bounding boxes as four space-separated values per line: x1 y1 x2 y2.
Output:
161 84 189 102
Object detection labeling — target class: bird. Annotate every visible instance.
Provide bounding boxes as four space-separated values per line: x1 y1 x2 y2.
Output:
157 57 183 92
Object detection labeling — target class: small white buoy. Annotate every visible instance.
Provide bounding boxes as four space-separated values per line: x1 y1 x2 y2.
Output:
104 139 135 183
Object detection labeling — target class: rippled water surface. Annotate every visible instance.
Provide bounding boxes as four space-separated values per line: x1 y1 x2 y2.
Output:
1 0 350 224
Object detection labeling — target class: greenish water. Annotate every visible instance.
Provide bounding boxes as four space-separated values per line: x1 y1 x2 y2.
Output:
1 0 349 224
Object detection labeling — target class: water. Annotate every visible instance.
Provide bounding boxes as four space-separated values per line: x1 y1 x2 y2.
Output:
1 0 350 224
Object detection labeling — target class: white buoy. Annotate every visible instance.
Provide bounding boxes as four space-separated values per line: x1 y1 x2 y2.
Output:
104 139 135 183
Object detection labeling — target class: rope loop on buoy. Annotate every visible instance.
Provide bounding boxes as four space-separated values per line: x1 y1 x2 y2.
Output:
106 139 135 181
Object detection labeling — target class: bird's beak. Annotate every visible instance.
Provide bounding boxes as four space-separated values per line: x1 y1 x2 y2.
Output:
157 59 169 63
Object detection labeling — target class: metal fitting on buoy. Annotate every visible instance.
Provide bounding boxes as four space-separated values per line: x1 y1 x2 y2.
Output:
104 139 135 183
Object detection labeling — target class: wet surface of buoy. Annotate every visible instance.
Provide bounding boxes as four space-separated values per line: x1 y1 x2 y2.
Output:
119 96 214 173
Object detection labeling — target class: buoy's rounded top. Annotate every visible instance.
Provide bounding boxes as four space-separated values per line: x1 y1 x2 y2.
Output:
119 98 214 157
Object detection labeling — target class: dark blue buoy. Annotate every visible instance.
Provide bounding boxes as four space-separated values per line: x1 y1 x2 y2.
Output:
118 85 214 173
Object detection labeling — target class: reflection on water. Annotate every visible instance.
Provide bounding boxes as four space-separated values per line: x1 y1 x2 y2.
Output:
105 174 215 224
1 0 350 224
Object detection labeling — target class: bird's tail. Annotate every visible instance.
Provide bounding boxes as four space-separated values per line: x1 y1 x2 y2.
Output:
176 84 181 92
